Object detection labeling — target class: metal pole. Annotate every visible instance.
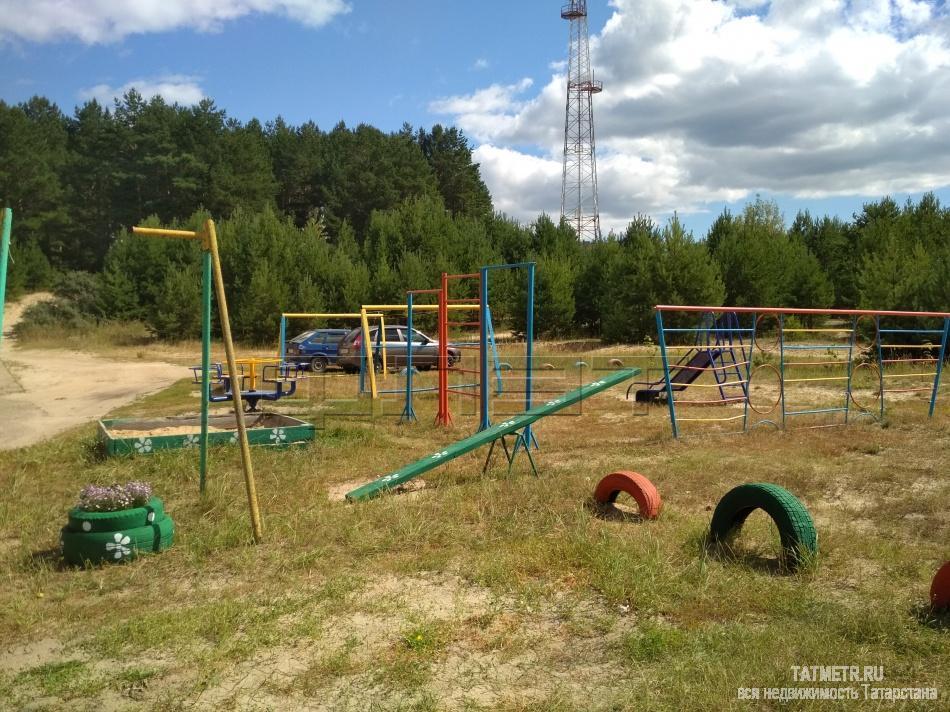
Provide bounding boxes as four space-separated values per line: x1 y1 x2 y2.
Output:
479 267 490 431
875 316 885 420
0 209 11 350
206 219 264 544
523 262 538 448
741 312 756 432
436 272 451 426
199 251 211 494
930 317 949 417
360 308 377 399
779 313 787 429
844 316 857 424
401 293 417 423
656 310 678 438
279 315 286 363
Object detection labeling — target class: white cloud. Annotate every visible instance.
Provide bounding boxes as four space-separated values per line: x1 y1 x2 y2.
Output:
473 58 490 70
429 78 533 116
0 0 350 44
79 75 205 105
432 0 950 232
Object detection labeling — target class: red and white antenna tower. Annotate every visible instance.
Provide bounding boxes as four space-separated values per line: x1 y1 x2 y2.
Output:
560 0 602 240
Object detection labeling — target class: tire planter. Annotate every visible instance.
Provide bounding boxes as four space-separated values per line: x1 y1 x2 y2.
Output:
593 471 662 519
709 483 817 569
61 515 174 566
931 561 950 611
67 496 165 533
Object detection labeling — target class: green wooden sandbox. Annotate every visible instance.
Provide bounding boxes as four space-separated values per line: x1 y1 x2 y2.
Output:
98 413 315 456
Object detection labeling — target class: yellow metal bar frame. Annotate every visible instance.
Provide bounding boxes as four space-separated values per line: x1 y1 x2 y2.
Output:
881 372 938 379
358 303 480 399
130 227 200 239
283 312 384 319
782 328 853 333
677 413 747 422
880 344 940 349
784 376 851 383
133 222 264 544
361 304 478 312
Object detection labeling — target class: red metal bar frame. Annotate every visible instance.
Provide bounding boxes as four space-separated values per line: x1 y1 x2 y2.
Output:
436 271 485 427
436 273 452 426
656 305 950 318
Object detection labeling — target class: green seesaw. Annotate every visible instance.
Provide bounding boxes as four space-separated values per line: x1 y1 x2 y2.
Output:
346 367 640 501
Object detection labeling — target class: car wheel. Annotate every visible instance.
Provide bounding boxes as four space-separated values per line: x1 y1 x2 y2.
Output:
310 356 329 373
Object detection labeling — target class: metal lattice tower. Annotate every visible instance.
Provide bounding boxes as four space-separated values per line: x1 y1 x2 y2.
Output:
560 0 602 241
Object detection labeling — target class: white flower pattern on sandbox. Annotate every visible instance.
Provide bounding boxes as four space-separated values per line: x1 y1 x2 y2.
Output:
133 437 153 454
182 434 200 448
269 428 286 443
106 532 132 560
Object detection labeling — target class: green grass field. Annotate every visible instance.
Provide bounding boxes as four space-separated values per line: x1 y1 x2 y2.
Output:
1 339 948 710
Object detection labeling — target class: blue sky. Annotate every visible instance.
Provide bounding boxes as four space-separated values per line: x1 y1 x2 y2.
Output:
2 0 950 237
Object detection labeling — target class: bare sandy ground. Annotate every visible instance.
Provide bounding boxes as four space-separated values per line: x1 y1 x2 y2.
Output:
0 294 184 450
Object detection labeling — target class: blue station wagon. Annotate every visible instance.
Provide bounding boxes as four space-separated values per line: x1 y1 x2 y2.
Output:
285 328 350 372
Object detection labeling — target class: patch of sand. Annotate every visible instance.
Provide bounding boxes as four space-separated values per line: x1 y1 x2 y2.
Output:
0 294 185 450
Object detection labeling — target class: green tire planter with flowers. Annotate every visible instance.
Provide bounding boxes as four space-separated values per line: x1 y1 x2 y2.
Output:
61 516 175 566
61 482 174 566
67 496 165 533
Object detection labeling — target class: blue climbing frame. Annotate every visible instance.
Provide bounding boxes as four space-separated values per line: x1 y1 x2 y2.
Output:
653 305 950 438
479 262 537 449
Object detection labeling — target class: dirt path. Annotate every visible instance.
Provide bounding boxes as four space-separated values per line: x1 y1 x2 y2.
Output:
0 294 184 450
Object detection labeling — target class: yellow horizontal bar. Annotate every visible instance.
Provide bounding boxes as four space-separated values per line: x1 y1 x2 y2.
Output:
132 226 200 239
283 313 383 319
362 304 479 312
686 380 747 388
782 328 852 333
677 414 746 422
784 376 851 383
881 372 938 379
879 344 938 349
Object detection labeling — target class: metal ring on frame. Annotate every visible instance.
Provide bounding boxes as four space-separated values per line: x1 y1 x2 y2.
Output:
747 363 782 415
849 361 881 411
754 313 782 355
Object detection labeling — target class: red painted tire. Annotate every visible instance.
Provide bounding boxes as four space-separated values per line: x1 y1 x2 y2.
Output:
931 561 950 610
594 471 662 519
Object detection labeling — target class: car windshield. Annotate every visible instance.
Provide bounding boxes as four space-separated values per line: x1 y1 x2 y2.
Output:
290 330 316 344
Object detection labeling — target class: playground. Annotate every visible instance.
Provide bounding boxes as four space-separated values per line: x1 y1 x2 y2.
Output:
0 293 948 708
0 208 944 709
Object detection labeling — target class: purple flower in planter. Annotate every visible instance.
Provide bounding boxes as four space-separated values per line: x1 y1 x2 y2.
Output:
77 481 153 512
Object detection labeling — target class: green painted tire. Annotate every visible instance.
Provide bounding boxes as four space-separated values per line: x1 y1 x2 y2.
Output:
709 483 817 569
67 497 165 534
61 515 175 566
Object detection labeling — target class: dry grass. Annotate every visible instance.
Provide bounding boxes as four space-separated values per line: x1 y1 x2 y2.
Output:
0 341 948 710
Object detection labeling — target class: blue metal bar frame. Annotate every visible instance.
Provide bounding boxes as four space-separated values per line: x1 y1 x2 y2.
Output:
655 310 679 438
279 315 287 363
481 263 538 450
928 317 949 417
487 305 503 395
401 293 418 423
